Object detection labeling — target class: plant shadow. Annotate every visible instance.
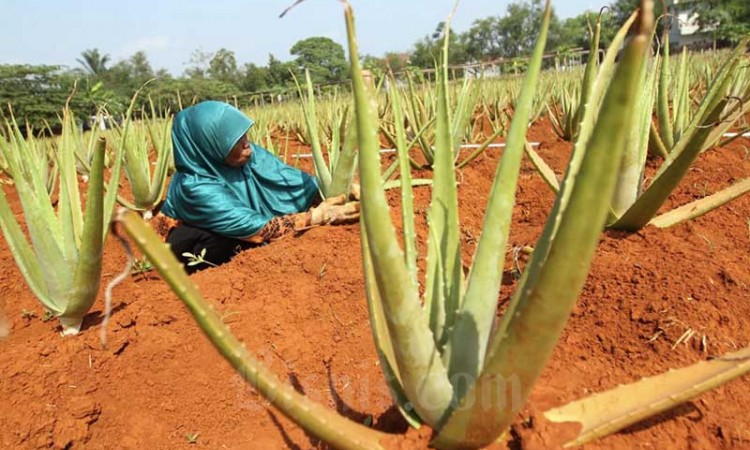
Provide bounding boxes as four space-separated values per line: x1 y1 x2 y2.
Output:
620 402 702 435
80 302 128 330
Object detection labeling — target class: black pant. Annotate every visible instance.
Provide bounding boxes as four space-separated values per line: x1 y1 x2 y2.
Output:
166 223 255 273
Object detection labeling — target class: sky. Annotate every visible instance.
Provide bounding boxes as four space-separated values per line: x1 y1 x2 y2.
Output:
1 0 602 76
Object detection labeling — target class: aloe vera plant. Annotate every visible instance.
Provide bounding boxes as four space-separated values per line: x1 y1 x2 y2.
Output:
293 68 359 198
112 104 173 217
0 107 119 335
548 12 601 142
529 22 750 230
109 1 750 448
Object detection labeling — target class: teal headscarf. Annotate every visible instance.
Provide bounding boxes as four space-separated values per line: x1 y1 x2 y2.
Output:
161 101 319 239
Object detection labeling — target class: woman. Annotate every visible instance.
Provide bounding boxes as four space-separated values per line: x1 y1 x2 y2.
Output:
156 101 359 272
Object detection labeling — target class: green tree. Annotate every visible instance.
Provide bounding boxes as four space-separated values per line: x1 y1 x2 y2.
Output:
0 65 82 130
409 22 468 68
462 0 561 61
692 0 750 43
184 48 213 79
289 37 348 84
208 48 239 85
76 48 110 76
239 63 269 92
609 0 666 32
265 54 295 89
557 11 617 51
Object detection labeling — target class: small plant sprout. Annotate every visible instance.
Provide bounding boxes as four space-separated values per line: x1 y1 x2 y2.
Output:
21 309 37 320
131 256 154 276
181 248 218 268
318 262 328 279
186 432 199 444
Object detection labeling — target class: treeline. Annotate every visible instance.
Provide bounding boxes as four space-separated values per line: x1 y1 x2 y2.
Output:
1 0 746 130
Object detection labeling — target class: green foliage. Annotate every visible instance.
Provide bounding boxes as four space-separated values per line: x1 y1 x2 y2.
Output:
0 65 83 130
77 48 110 76
208 48 239 85
290 37 349 84
410 22 469 68
693 0 750 43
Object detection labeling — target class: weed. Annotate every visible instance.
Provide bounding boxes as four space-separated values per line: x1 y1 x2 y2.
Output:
41 310 55 322
318 262 328 280
182 248 218 268
131 256 153 276
186 432 199 444
21 309 37 320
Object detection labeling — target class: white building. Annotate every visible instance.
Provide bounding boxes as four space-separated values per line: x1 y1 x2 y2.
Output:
668 0 713 48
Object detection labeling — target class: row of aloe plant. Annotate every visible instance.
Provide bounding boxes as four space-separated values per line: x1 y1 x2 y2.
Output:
107 1 750 449
531 15 750 231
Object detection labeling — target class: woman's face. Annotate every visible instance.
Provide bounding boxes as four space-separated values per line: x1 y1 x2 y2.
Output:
224 134 251 167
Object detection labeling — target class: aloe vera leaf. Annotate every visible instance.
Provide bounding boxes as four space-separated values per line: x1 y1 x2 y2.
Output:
405 74 435 165
5 118 69 306
345 3 453 426
527 7 640 244
451 77 479 161
103 89 142 243
147 118 173 209
115 209 386 449
648 120 671 158
649 178 750 228
424 16 464 352
388 76 418 291
328 112 358 197
673 47 690 142
0 187 55 312
524 141 560 193
60 137 106 334
57 110 84 253
657 32 675 150
434 4 651 447
611 40 748 231
455 126 505 169
611 46 656 217
444 0 553 397
545 346 750 447
572 12 601 139
360 218 422 428
120 124 152 207
295 69 332 196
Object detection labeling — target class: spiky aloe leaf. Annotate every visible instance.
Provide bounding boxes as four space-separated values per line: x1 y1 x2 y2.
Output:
103 88 141 242
328 111 358 197
2 115 68 310
443 0 553 401
545 346 750 447
611 40 657 218
574 12 602 137
360 218 422 428
524 141 560 193
114 209 386 449
294 69 333 195
657 31 675 150
424 14 464 352
60 137 106 334
346 2 453 426
649 178 750 228
611 39 750 231
387 74 418 290
433 3 652 447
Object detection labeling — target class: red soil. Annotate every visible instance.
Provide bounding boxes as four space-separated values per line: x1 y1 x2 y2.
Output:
1 117 749 449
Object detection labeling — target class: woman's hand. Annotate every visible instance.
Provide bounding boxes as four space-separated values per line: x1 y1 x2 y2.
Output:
309 195 360 226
